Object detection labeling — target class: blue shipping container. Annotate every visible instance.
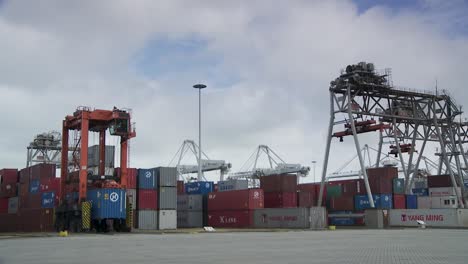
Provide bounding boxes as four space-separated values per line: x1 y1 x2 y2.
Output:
185 181 214 195
354 194 393 210
30 179 40 193
412 188 429 196
41 191 55 208
87 189 126 219
138 169 157 189
405 195 417 209
329 217 355 226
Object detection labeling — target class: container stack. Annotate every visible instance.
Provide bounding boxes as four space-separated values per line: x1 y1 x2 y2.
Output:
427 175 460 209
207 189 264 228
260 174 297 208
326 179 366 226
136 168 158 230
115 167 138 229
0 169 19 232
181 181 214 228
177 194 204 227
157 167 177 230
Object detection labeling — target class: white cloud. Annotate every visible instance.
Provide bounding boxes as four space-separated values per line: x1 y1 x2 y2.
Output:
0 0 467 182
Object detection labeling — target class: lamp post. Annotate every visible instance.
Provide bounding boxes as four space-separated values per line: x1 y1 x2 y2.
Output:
311 161 317 182
193 84 207 181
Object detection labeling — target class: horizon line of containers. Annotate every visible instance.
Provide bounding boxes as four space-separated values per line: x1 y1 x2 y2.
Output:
2 163 468 231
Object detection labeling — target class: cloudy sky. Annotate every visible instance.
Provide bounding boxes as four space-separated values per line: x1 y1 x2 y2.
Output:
1 0 467 182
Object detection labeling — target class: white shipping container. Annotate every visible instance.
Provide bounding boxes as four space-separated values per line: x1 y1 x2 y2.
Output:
417 196 431 209
158 210 177 230
431 196 458 209
218 179 249 192
389 209 468 227
429 187 460 197
138 210 158 230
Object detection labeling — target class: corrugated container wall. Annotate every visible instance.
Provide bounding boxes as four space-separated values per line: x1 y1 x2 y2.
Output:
138 210 158 230
41 191 56 208
177 211 203 228
412 188 429 196
185 181 214 195
177 181 185 194
138 169 157 189
354 194 393 210
429 187 460 197
208 189 264 211
328 196 354 211
260 174 297 193
0 198 8 214
366 167 397 194
218 179 249 192
264 192 296 208
298 191 315 207
0 183 17 198
431 196 458 209
208 210 254 228
156 167 177 187
392 178 405 194
326 185 342 199
177 194 204 211
427 175 458 188
406 195 417 209
393 194 406 209
158 187 177 209
253 208 310 228
115 168 138 189
87 189 126 219
158 210 177 230
0 169 18 184
137 189 158 210
417 196 431 209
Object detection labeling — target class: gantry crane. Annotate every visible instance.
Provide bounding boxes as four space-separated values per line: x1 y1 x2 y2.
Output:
60 106 136 201
319 62 467 208
169 140 231 181
228 145 310 186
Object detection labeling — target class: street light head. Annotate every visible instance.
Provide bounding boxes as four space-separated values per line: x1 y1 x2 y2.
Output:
193 84 207 89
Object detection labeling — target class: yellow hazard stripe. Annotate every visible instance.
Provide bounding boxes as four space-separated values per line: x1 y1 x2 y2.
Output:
82 201 92 229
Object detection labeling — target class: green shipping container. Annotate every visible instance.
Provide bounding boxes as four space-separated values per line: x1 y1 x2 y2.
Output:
326 185 342 199
393 178 405 194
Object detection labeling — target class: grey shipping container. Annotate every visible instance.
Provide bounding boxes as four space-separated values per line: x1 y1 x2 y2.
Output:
159 187 177 209
254 208 310 228
218 179 249 192
138 210 158 230
159 210 177 230
87 145 115 168
8 197 18 214
177 210 203 228
156 167 177 187
177 194 204 211
126 189 137 209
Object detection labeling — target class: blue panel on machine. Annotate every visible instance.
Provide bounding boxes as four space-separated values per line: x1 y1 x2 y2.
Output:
87 189 126 219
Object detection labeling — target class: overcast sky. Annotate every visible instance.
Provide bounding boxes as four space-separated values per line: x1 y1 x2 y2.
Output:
1 0 467 182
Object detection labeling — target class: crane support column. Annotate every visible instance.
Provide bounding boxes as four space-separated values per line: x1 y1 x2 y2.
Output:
120 138 128 189
318 93 334 207
346 86 375 208
432 105 464 208
60 121 69 200
392 118 409 185
376 130 383 167
99 130 106 176
79 113 89 202
406 127 429 194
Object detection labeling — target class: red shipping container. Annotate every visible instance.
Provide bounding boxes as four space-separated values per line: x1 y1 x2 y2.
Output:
17 208 55 232
208 189 264 211
115 168 138 189
177 181 185 194
0 198 8 213
26 193 42 209
138 189 158 210
19 168 30 184
40 178 61 193
0 169 18 184
393 194 406 209
208 210 254 228
427 175 459 188
328 196 354 211
30 164 56 180
298 191 316 207
260 174 297 192
0 214 19 232
0 183 17 198
366 167 397 194
264 192 297 208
